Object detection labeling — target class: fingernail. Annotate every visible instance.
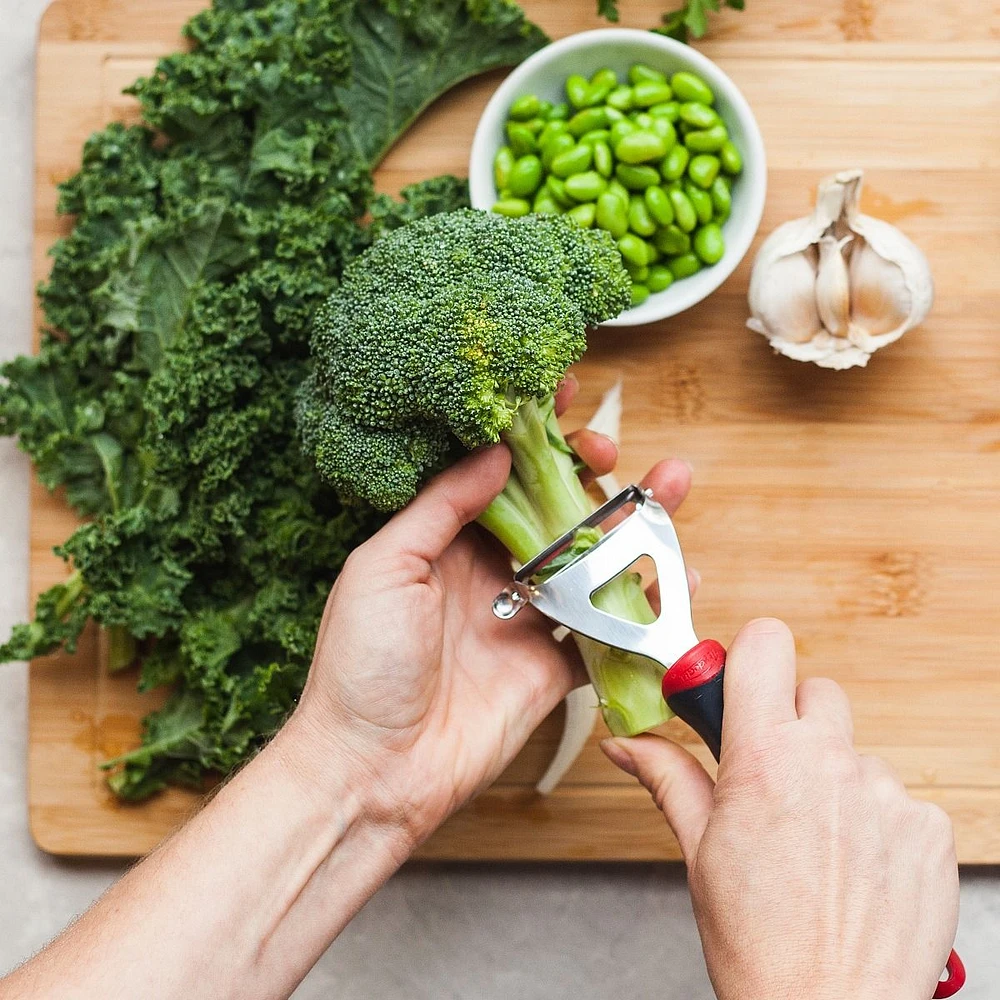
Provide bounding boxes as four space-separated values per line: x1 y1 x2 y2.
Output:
600 738 638 777
681 459 694 476
561 372 579 390
689 566 701 589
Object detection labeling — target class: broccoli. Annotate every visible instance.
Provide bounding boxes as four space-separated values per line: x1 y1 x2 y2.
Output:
297 209 671 736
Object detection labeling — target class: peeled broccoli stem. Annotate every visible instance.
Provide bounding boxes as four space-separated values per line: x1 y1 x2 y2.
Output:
476 397 671 736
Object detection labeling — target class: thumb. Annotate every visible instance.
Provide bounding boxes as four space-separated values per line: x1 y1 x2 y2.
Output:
372 445 512 562
601 735 715 863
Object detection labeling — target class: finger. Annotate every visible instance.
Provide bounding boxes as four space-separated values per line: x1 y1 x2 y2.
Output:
553 373 579 416
644 566 699 615
566 427 618 486
795 676 854 742
602 735 714 863
722 618 798 747
595 458 693 538
372 445 511 563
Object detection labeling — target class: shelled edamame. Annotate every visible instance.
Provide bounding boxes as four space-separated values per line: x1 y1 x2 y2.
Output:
492 63 743 306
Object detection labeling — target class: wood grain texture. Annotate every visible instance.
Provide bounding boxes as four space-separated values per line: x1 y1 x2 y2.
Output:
27 0 1000 859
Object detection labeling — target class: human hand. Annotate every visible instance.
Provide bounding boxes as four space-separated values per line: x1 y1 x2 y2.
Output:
602 619 959 1000
290 379 694 847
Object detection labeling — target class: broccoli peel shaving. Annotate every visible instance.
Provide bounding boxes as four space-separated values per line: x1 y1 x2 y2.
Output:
298 210 671 736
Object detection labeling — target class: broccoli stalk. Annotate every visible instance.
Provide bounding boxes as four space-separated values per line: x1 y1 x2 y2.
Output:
298 209 672 736
476 395 668 735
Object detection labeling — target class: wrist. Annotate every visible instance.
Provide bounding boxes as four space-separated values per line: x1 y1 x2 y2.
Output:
274 707 421 858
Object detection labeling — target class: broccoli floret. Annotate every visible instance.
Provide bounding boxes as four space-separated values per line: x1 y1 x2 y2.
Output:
298 209 670 736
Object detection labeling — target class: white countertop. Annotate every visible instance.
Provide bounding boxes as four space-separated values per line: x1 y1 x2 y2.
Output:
0 1 996 995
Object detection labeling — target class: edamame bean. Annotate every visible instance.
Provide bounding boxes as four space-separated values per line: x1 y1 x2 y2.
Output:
688 153 720 189
628 195 657 237
624 260 649 280
567 203 597 228
585 68 618 105
567 107 609 137
615 163 660 189
720 139 743 175
710 175 732 220
593 141 613 178
546 176 573 208
606 179 630 205
693 222 725 264
506 122 536 156
579 129 611 146
630 283 651 307
508 155 543 197
595 190 629 238
649 101 680 121
532 193 560 215
647 265 674 293
644 185 675 226
685 183 713 224
607 85 634 111
632 111 653 128
610 119 637 146
548 102 569 120
493 146 515 189
649 117 677 147
660 144 689 181
615 130 668 164
668 251 703 278
684 124 728 153
492 198 530 218
565 170 607 202
633 80 673 107
538 99 553 118
604 106 626 123
566 74 591 109
509 94 541 121
670 71 714 105
654 225 690 256
541 132 575 169
629 63 667 86
523 117 546 135
538 119 568 146
618 233 651 266
551 143 592 178
679 102 718 129
669 188 698 232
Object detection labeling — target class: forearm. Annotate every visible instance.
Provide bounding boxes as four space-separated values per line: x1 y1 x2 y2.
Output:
5 714 411 1000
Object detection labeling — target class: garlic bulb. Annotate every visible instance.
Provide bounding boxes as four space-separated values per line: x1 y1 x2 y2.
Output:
747 169 933 370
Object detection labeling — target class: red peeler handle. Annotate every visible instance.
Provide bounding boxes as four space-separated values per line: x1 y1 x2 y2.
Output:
934 949 965 998
662 639 726 762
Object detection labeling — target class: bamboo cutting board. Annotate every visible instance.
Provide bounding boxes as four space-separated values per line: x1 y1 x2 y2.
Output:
27 0 1000 858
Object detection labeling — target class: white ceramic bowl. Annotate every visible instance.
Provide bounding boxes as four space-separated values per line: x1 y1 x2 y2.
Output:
469 29 766 326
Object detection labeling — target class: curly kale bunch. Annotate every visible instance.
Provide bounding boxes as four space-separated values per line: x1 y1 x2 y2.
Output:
0 0 545 799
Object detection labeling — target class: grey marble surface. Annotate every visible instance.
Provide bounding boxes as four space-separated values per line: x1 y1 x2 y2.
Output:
0 1 997 996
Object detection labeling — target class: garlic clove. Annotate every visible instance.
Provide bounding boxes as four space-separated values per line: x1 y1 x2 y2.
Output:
815 234 852 337
848 240 912 339
747 249 823 344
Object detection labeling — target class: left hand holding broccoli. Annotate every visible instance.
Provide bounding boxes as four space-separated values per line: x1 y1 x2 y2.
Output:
293 385 694 846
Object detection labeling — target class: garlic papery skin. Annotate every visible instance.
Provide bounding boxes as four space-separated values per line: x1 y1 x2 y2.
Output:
747 169 934 370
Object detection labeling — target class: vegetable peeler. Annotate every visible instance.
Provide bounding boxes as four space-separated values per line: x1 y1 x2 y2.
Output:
491 484 726 760
490 483 965 999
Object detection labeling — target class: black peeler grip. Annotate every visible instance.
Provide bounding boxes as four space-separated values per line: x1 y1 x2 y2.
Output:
661 639 726 762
